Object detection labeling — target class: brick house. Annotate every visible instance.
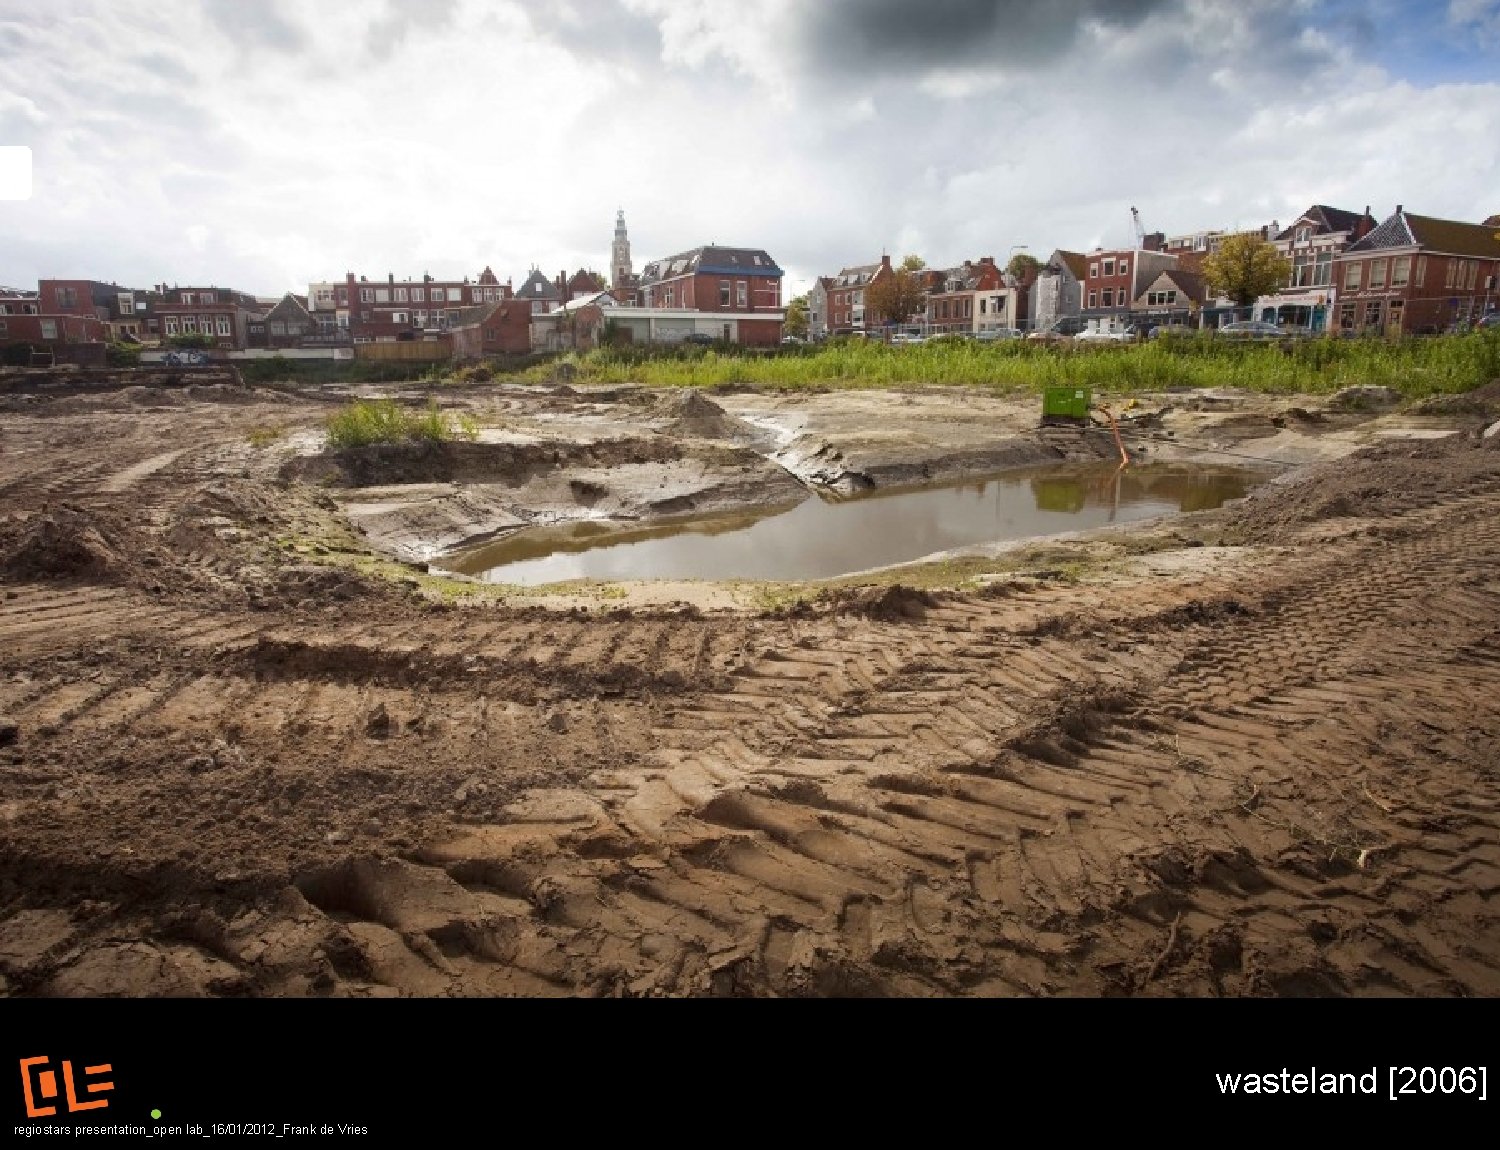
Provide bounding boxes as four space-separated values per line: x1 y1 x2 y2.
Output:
1031 250 1087 333
247 293 318 349
515 268 564 317
1080 248 1177 326
152 285 263 349
1129 269 1208 326
926 257 1007 335
449 300 534 358
807 277 832 341
1255 204 1376 331
637 245 784 345
0 281 111 359
315 266 512 343
1333 206 1500 335
819 256 890 335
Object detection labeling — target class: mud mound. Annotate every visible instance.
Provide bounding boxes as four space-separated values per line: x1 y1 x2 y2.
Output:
1224 431 1500 543
0 507 129 581
269 563 407 607
282 437 680 488
657 390 762 442
1412 378 1500 417
826 584 940 621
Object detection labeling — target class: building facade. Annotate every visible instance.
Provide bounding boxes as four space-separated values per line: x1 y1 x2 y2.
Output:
449 300 535 358
819 257 890 334
637 245 784 344
1255 204 1376 331
1333 207 1500 335
308 267 512 342
0 281 111 357
926 257 1005 335
1031 251 1087 333
1079 248 1177 326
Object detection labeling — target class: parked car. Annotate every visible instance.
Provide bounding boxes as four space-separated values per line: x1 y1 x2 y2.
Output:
1477 312 1500 330
780 334 805 344
681 333 715 345
1217 320 1284 340
1026 316 1087 342
1147 323 1196 339
890 332 926 346
1074 324 1133 344
976 327 1024 341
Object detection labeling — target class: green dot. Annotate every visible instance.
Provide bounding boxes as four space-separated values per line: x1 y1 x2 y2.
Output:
151 1110 162 1120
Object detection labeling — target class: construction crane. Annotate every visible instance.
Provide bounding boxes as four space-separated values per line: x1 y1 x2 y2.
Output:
1130 206 1145 251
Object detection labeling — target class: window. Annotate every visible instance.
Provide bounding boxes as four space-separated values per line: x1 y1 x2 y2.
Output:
415 311 427 325
337 287 349 305
395 288 408 302
1345 261 1362 290
1313 252 1332 286
1339 303 1356 330
736 281 747 307
164 317 179 335
216 316 231 336
412 287 424 302
315 288 334 304
375 289 390 303
665 288 674 306
40 319 57 339
270 321 286 336
1102 289 1114 307
486 327 496 343
1364 300 1383 328
1102 259 1115 277
979 298 987 315
1445 260 1459 289
1119 260 1129 278
184 317 199 333
1088 291 1098 308
1291 252 1311 288
117 293 133 314
1369 259 1387 289
1089 263 1098 278
432 288 446 302
56 286 77 308
1466 262 1478 290
1391 256 1410 288
336 313 349 329
392 311 408 325
201 292 215 304
360 288 374 303
1296 227 1311 243
360 311 370 322
0 319 7 337
720 280 730 306
181 293 195 306
1415 256 1427 286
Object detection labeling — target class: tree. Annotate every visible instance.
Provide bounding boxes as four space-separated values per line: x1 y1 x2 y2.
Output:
1201 233 1293 308
784 294 809 339
1006 252 1042 281
899 254 926 273
865 268 927 329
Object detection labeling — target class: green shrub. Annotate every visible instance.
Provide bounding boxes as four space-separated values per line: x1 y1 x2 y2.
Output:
167 332 216 349
325 399 479 449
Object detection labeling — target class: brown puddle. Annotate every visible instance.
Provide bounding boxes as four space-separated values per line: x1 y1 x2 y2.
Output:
437 463 1262 586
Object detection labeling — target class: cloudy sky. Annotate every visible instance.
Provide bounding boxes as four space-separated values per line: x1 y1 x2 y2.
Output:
3 0 1499 300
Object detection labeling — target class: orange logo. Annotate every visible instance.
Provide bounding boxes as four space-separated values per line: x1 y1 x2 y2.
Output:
19 1056 113 1117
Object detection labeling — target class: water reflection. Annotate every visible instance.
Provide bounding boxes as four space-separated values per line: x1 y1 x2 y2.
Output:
441 463 1258 586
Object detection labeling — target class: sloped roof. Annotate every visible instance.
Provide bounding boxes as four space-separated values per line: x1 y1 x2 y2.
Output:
1045 250 1088 280
1344 210 1500 257
639 245 782 285
516 269 561 301
1276 204 1371 241
263 293 313 324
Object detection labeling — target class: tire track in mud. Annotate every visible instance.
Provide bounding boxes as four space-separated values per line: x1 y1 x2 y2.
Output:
342 494 1500 998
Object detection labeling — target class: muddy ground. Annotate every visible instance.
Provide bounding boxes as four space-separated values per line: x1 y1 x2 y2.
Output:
1 367 1497 997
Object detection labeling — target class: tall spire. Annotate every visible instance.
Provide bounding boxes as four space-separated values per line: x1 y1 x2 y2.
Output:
611 209 633 289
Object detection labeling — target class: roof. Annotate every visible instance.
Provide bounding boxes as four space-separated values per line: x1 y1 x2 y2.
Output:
263 293 313 324
1138 269 1207 301
516 269 561 301
1046 250 1088 280
638 245 782 286
450 302 507 330
1275 204 1371 241
556 291 615 314
1347 210 1500 258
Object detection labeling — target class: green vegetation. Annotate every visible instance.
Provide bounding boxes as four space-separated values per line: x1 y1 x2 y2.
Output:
105 340 142 367
325 399 480 448
517 330 1500 398
246 424 287 448
167 332 216 349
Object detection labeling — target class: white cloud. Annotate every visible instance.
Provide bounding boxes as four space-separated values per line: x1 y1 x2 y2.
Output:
0 0 1497 300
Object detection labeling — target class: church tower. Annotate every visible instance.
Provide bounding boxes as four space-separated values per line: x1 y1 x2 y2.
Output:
611 209 633 289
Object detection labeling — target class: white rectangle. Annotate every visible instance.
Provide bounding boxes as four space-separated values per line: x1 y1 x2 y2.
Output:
0 146 32 200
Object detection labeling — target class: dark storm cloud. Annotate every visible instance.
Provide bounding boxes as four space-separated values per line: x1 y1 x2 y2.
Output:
798 0 1172 73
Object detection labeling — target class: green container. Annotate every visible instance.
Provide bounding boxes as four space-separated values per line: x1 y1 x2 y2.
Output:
1042 385 1092 423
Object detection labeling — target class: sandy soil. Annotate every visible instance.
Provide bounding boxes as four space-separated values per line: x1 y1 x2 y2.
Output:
1 367 1497 997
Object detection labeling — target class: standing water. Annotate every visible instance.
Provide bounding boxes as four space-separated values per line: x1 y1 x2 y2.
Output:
440 463 1260 586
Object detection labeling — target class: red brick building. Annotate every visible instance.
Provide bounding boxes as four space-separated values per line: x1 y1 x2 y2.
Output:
152 284 263 349
449 300 534 358
1332 206 1500 335
926 257 1010 334
1080 248 1178 326
310 266 513 342
637 245 784 345
818 256 891 336
0 281 111 358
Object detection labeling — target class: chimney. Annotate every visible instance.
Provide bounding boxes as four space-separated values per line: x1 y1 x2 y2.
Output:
388 272 394 285
1395 204 1403 215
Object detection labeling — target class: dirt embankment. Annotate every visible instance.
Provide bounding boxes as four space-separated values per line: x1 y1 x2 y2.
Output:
1 374 1498 998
